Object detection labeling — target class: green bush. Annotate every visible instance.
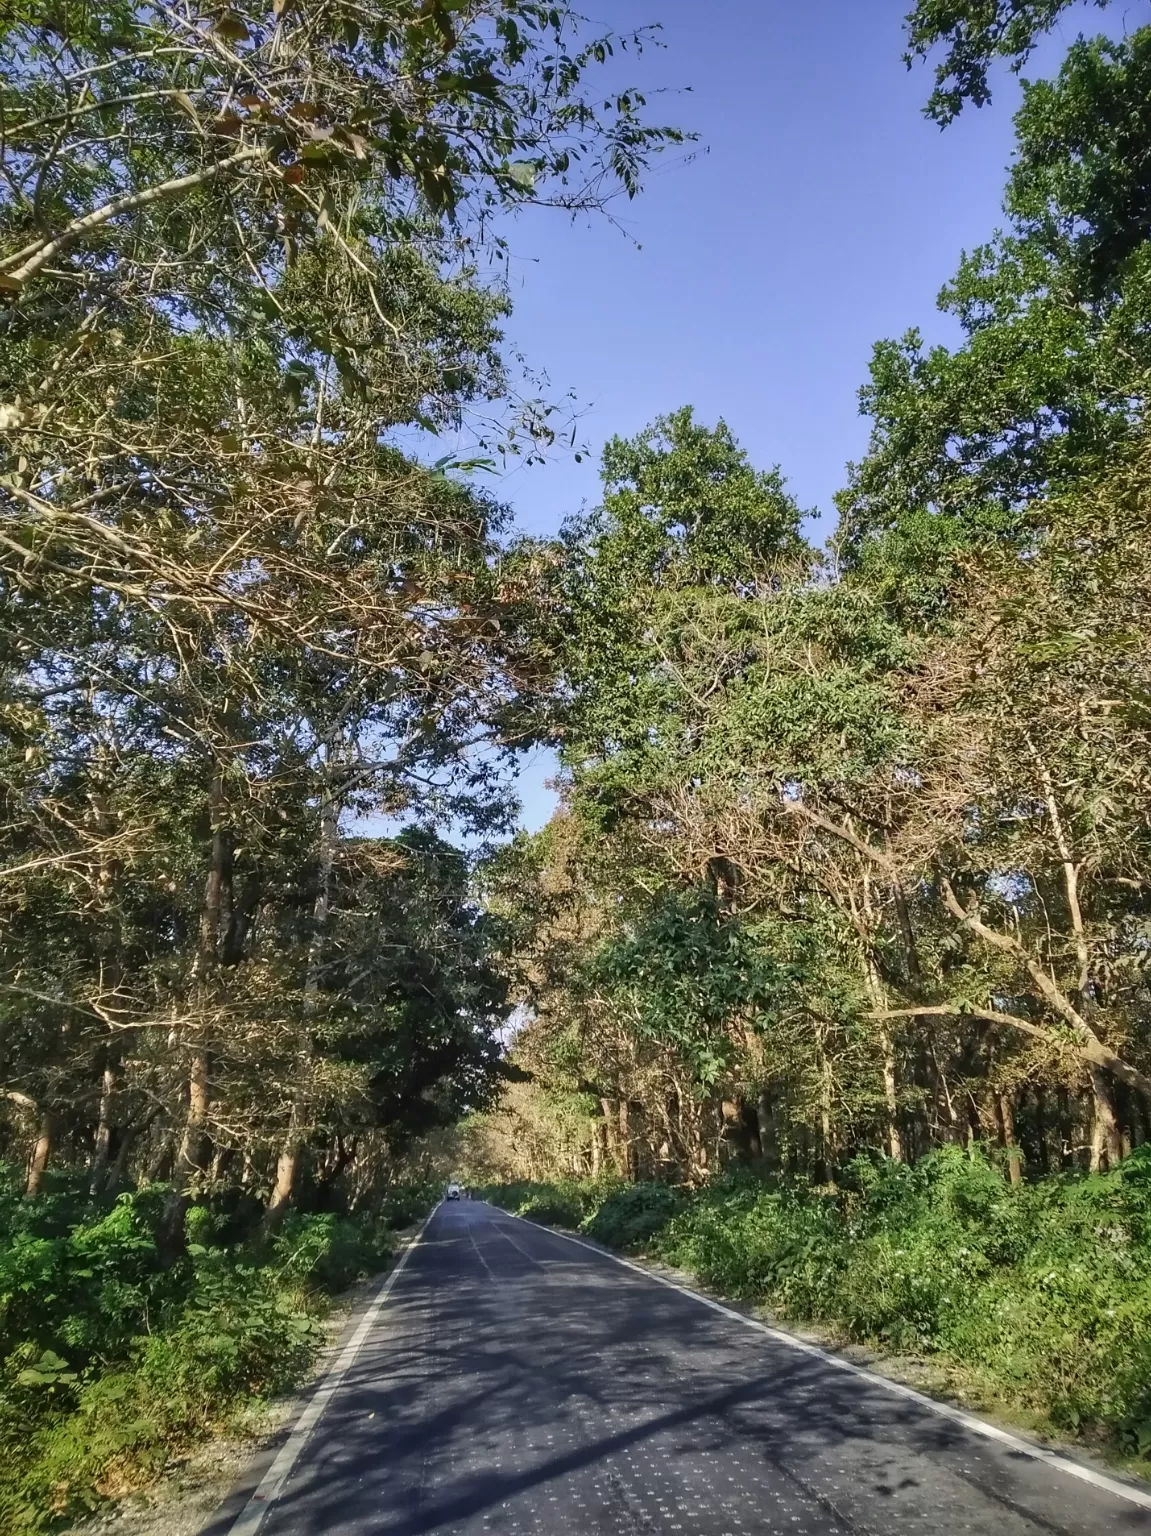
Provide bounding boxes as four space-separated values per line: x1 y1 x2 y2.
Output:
378 1181 441 1231
479 1178 620 1228
582 1183 683 1250
0 1176 434 1533
271 1211 395 1292
646 1147 1151 1455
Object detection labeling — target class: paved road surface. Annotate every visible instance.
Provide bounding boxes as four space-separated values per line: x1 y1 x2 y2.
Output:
230 1199 1151 1536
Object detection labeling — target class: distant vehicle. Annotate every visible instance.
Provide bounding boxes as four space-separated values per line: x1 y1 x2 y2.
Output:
446 1182 461 1200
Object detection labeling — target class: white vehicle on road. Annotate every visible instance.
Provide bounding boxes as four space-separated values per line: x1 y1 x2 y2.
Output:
446 1182 461 1200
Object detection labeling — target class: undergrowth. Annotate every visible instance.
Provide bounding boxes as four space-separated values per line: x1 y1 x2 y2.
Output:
0 1172 436 1533
481 1146 1151 1468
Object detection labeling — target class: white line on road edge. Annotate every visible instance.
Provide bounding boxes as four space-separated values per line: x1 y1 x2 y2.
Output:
500 1206 1151 1514
225 1208 437 1536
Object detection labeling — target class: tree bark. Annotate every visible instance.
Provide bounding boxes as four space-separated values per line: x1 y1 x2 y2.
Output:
856 870 904 1162
996 1091 1023 1185
143 1130 175 1184
618 1099 633 1181
601 1097 621 1174
590 1117 604 1178
108 1124 135 1189
264 761 340 1231
755 1089 779 1170
25 1109 55 1198
88 770 124 1199
314 1136 357 1211
89 1055 122 1195
1032 1086 1050 1173
1056 1086 1074 1168
1090 1066 1122 1172
172 772 229 1214
816 1032 835 1185
881 1029 903 1161
175 1049 210 1192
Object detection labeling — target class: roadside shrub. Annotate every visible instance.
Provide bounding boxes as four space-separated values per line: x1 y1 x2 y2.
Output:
480 1178 620 1228
0 1172 432 1534
379 1182 440 1231
582 1182 683 1250
271 1211 394 1292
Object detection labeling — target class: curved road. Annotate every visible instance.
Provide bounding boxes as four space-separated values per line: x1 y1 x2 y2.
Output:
217 1199 1151 1536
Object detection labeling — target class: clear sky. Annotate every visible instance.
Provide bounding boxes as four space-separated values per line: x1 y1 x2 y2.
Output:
458 0 1123 836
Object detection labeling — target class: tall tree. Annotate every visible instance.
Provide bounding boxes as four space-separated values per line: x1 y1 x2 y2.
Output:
839 22 1151 600
0 2 682 1207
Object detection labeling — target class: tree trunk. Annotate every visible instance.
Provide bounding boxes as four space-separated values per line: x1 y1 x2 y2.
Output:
267 1138 301 1223
857 869 904 1162
88 770 125 1198
89 1055 122 1195
143 1130 175 1184
601 1098 622 1175
1090 1066 1122 1172
890 879 923 986
590 1118 604 1178
170 773 229 1229
1124 1093 1143 1155
264 750 340 1230
108 1106 162 1191
817 1033 835 1186
1056 1086 1074 1168
881 1029 902 1161
756 1089 779 1170
314 1136 357 1212
25 1110 55 1198
996 1091 1023 1185
264 1102 304 1232
618 1099 633 1181
175 1048 211 1191
1032 1086 1050 1173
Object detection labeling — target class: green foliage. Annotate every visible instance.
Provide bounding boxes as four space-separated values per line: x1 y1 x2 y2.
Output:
904 0 1113 123
481 1176 682 1250
0 1178 433 1533
581 1183 684 1250
842 22 1151 585
0 0 685 1268
556 407 808 817
591 889 780 1088
480 1178 609 1228
378 1181 444 1232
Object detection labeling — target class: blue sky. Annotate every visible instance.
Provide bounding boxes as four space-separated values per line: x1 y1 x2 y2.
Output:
455 0 1126 836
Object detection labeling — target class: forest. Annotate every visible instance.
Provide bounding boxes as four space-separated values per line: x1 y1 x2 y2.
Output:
1 0 1150 1526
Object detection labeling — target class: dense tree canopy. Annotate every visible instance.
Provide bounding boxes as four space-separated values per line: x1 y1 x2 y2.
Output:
3 7 1150 1517
0 1 680 1220
840 23 1151 591
2 0 1151 1265
476 11 1151 1194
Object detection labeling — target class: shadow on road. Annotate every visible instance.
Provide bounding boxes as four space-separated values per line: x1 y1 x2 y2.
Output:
206 1202 1151 1536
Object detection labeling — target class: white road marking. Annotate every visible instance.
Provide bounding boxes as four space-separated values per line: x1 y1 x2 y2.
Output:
490 1219 547 1266
495 1204 1151 1514
225 1207 437 1536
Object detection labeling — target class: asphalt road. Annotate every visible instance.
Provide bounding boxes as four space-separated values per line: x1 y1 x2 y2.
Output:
225 1198 1151 1536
